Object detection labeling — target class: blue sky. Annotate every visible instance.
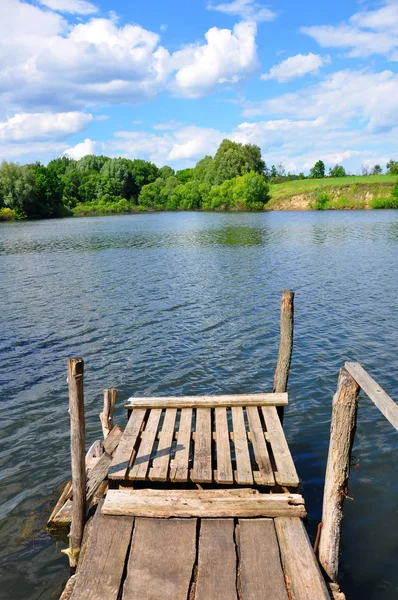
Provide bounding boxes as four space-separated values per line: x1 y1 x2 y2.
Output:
1 0 398 173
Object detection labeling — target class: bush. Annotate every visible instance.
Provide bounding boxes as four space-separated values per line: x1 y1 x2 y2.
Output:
311 188 330 210
0 207 16 221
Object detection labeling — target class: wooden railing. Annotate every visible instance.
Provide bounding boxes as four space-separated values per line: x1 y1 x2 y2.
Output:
318 361 398 583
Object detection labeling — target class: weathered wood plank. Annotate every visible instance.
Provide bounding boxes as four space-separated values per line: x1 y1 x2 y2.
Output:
119 488 259 498
108 409 146 480
122 518 196 600
345 361 398 431
149 408 177 481
103 425 123 455
125 392 288 409
275 517 330 600
319 366 360 582
246 406 275 486
86 452 112 500
103 490 306 518
231 407 253 485
261 405 299 486
195 519 238 600
215 407 233 484
238 519 288 600
70 507 134 600
192 408 212 483
128 409 162 480
169 408 192 482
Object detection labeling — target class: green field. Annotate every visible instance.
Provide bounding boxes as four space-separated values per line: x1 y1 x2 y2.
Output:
267 174 398 210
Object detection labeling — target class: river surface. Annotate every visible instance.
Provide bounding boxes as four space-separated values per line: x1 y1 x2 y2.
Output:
0 211 397 600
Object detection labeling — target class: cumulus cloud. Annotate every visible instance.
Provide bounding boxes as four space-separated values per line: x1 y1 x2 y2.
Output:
208 0 276 23
302 0 398 60
261 53 330 82
244 69 398 133
64 137 98 159
38 0 98 15
0 0 261 115
0 112 93 142
170 21 259 97
110 125 225 165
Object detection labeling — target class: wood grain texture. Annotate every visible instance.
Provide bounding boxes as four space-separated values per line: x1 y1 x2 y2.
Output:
231 407 253 485
319 366 360 582
70 507 134 600
103 425 123 455
122 518 196 600
125 392 288 409
192 408 212 483
102 490 306 518
345 361 398 431
195 519 238 600
128 409 162 480
215 407 233 484
68 357 86 567
169 408 192 482
274 290 294 394
261 405 299 486
86 452 112 500
246 406 275 486
275 517 330 600
238 519 288 600
108 408 146 480
150 408 177 481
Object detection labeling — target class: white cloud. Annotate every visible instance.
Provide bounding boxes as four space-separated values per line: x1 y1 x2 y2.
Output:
244 69 398 133
0 1 261 115
38 0 98 15
110 125 224 165
153 121 183 130
302 0 398 60
208 0 276 23
0 111 93 142
64 137 98 159
261 53 330 82
170 21 259 98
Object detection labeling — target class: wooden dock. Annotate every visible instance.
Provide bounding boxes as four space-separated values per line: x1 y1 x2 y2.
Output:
60 390 333 600
51 291 398 600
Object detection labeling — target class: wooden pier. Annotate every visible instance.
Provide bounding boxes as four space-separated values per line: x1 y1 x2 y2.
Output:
51 291 398 600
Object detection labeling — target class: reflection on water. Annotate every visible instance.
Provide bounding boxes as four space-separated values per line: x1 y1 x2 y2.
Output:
0 211 398 600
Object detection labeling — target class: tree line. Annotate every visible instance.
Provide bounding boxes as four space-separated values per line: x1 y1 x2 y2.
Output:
1 140 398 220
0 140 270 220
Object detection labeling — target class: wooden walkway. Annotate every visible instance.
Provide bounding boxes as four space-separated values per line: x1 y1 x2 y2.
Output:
60 392 335 600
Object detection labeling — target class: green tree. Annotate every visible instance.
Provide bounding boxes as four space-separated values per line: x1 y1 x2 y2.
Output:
176 168 194 184
372 164 382 175
0 161 37 217
310 160 325 179
100 158 134 199
386 160 398 174
329 164 346 178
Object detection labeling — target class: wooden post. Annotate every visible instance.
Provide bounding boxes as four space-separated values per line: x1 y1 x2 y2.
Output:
100 388 117 439
273 290 294 422
67 357 86 568
318 367 360 582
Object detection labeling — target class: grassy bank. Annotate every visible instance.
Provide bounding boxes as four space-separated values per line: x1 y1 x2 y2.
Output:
267 175 398 210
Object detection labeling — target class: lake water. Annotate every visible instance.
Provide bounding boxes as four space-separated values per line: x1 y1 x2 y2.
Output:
0 210 397 600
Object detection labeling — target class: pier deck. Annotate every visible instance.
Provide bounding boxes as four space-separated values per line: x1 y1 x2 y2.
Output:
61 392 334 600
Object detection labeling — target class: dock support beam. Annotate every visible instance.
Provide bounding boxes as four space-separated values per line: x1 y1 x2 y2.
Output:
274 290 294 422
67 357 86 568
100 388 117 439
318 367 360 582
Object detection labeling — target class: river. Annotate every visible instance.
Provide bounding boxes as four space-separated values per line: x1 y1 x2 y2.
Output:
0 210 397 599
